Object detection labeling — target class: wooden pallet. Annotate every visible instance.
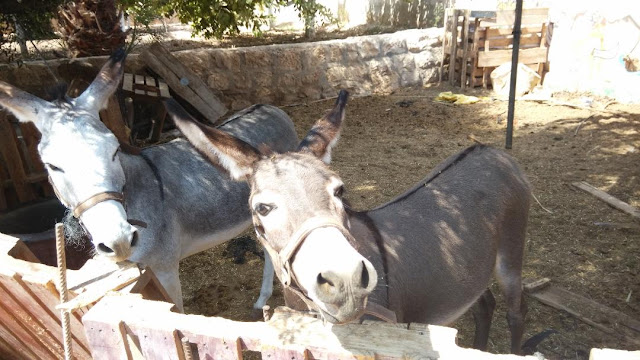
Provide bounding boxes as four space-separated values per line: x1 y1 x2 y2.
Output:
0 233 170 360
440 8 549 89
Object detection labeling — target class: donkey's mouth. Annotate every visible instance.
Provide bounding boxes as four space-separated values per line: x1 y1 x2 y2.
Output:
317 300 367 325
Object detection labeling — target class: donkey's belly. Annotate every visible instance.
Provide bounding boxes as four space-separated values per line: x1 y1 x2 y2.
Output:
180 218 252 259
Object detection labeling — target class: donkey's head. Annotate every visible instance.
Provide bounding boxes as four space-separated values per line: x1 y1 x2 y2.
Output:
0 50 138 262
168 91 377 323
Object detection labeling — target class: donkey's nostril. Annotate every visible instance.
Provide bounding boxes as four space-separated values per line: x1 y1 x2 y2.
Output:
97 243 114 253
360 261 370 289
317 273 334 287
130 231 139 247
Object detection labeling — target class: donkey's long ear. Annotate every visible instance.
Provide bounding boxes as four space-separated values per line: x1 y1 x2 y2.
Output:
166 99 261 181
76 48 125 111
298 90 348 164
0 81 51 125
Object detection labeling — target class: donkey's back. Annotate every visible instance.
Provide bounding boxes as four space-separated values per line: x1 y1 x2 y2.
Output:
358 145 530 352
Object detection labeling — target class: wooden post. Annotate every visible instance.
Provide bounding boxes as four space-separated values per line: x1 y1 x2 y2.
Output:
449 10 459 86
438 8 450 84
460 10 471 88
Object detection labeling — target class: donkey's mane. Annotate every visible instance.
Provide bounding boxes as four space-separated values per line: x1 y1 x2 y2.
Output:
368 144 487 212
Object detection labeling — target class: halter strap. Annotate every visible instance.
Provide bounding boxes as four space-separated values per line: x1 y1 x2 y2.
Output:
255 216 397 323
73 191 125 218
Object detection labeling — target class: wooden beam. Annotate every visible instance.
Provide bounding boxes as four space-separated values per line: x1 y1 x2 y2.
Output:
449 10 459 86
142 43 228 124
524 278 640 345
0 113 35 203
99 95 130 145
572 181 640 220
460 10 471 88
84 295 539 359
477 47 548 67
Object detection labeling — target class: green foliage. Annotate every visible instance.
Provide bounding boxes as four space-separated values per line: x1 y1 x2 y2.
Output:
118 0 335 39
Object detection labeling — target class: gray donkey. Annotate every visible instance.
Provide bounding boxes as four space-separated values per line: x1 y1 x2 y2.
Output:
168 91 531 353
0 49 298 311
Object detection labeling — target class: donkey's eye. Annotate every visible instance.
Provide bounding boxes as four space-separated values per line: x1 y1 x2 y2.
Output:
255 203 274 216
112 147 120 161
45 163 64 173
334 185 345 198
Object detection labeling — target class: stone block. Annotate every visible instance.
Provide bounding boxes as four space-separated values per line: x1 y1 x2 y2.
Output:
369 58 400 94
276 73 301 89
382 35 407 56
245 49 272 68
252 70 273 88
207 72 231 91
358 39 380 59
211 50 244 71
275 49 303 71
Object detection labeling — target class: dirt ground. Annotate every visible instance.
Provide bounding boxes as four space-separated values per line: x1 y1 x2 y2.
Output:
179 84 640 359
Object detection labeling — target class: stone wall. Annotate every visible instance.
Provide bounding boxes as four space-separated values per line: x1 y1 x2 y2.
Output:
0 28 442 110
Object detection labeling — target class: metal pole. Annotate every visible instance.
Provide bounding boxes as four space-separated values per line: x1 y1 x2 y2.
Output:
505 0 524 149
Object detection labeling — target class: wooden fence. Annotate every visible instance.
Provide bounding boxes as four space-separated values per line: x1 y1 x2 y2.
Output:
0 233 169 360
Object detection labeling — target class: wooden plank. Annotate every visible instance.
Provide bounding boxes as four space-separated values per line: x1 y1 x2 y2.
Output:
485 25 544 38
3 273 92 359
142 43 228 123
83 319 134 360
134 75 145 95
460 10 471 88
476 34 543 50
17 122 51 196
158 81 170 98
122 73 134 92
477 47 548 67
0 332 21 360
438 7 450 84
590 348 640 360
449 10 459 86
0 288 58 360
0 113 35 203
496 8 548 26
134 328 183 360
524 279 640 345
0 319 39 360
60 261 140 311
572 181 640 220
99 95 130 145
0 277 65 358
0 233 39 262
84 295 540 360
124 267 174 304
144 76 157 96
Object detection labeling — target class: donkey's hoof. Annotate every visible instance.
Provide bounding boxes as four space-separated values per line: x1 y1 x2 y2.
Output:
250 308 264 321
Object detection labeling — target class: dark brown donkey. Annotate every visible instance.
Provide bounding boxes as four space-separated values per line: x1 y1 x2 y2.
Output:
166 91 531 354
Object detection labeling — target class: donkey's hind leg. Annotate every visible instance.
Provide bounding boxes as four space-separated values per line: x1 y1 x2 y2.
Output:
495 239 527 353
471 288 496 351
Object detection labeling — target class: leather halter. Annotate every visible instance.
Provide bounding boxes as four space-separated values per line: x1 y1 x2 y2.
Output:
254 216 397 323
48 175 147 230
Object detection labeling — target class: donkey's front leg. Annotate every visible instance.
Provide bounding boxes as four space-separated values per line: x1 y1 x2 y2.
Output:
252 247 274 318
152 264 184 312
